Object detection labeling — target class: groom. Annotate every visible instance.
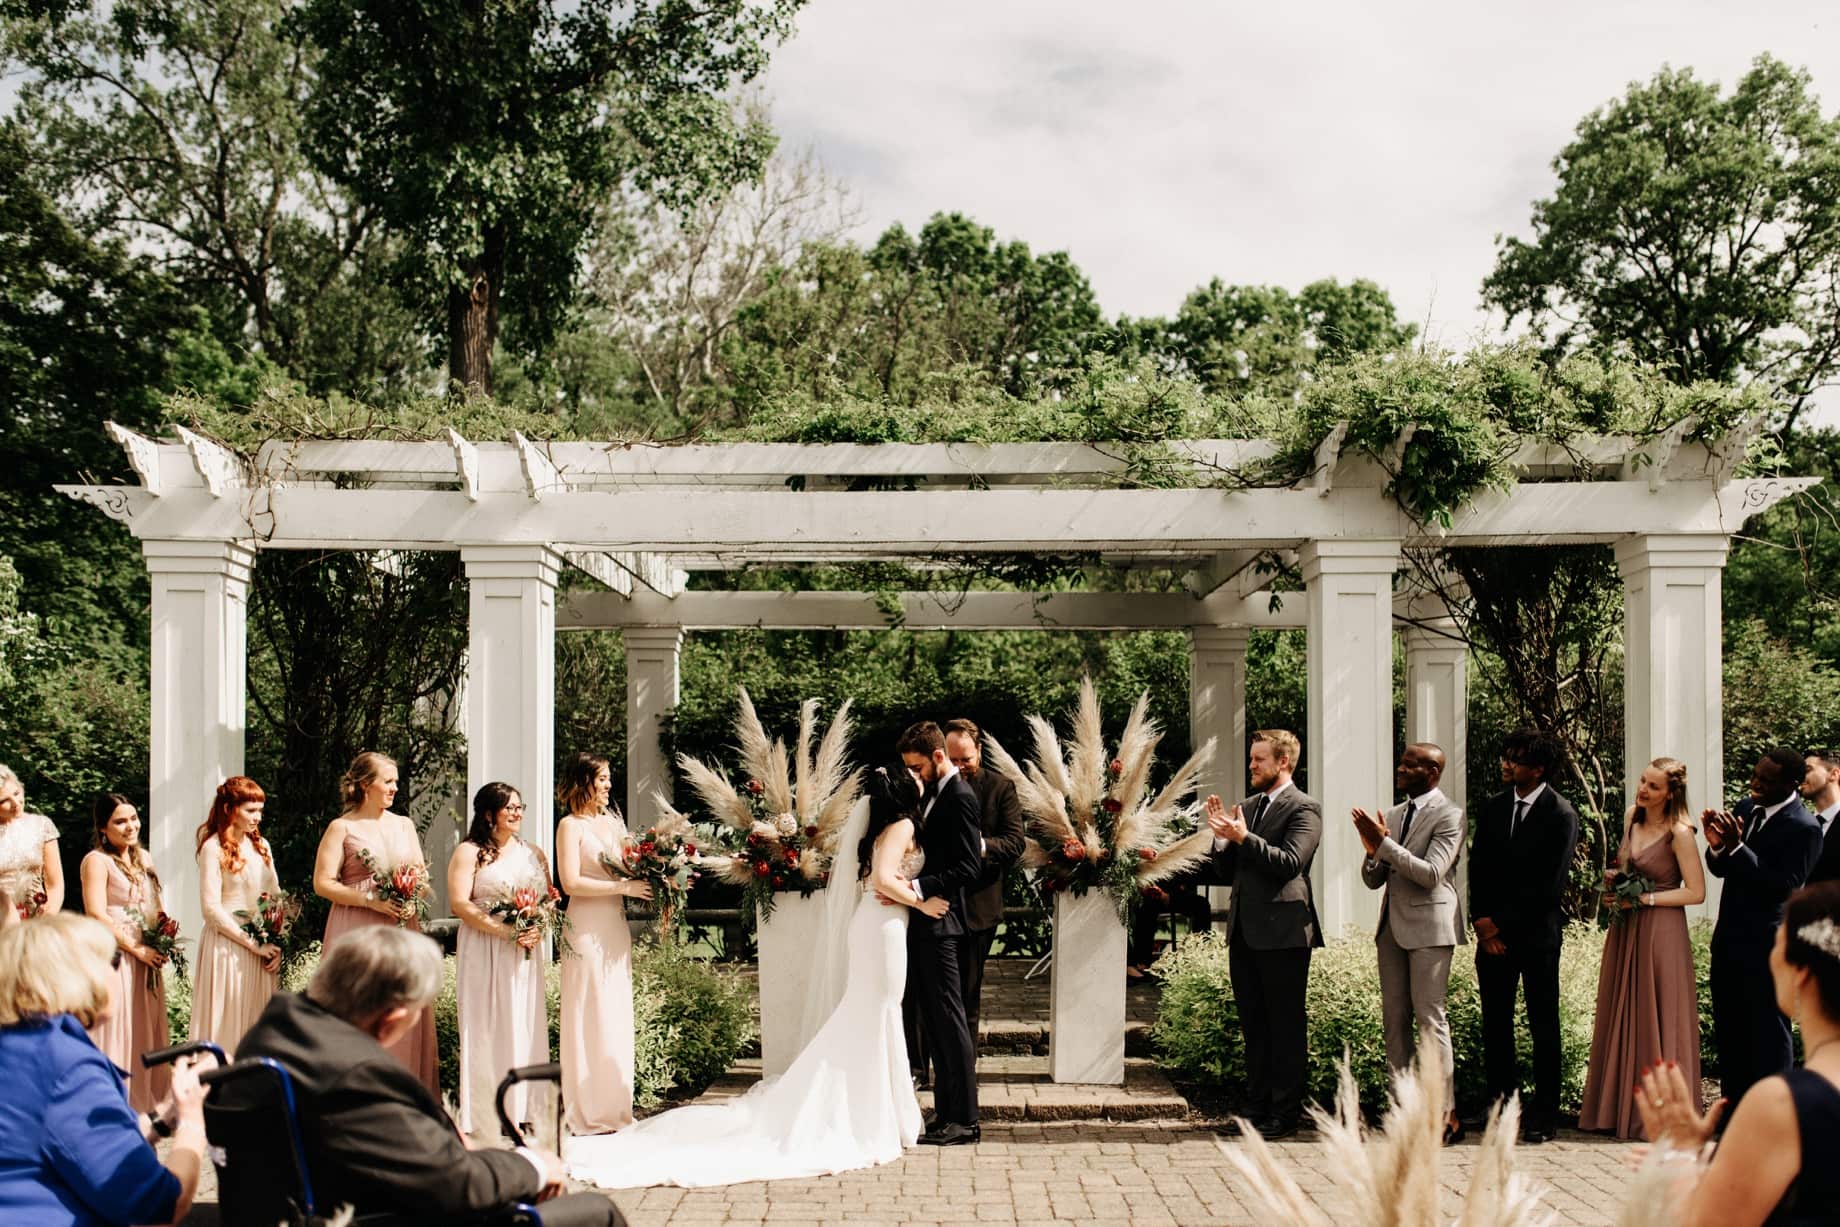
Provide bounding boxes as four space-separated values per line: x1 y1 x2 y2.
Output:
894 720 985 1145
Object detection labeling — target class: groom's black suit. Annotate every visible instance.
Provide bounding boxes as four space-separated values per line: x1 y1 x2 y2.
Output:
910 768 985 1128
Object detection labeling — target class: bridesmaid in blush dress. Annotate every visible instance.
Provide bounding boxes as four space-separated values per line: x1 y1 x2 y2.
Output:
79 792 172 1113
190 776 282 1053
312 751 440 1093
448 782 551 1137
555 752 649 1135
1579 756 1707 1138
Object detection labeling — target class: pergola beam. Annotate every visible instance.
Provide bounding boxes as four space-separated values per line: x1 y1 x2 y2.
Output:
60 477 1816 554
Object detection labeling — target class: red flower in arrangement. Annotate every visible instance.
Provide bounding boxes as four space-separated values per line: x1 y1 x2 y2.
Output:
685 842 697 856
638 841 656 856
625 846 641 863
547 884 562 903
1110 759 1124 776
1102 798 1123 814
510 886 542 917
157 911 181 939
391 863 423 900
754 861 771 878
1143 884 1168 905
1137 847 1157 862
770 874 786 888
746 779 765 795
746 831 765 846
1061 838 1086 862
785 849 800 867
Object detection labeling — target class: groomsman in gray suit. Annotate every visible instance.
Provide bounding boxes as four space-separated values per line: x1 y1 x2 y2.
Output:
1354 743 1466 1142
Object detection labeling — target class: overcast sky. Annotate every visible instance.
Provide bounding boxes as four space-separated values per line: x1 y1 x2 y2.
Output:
762 0 1839 350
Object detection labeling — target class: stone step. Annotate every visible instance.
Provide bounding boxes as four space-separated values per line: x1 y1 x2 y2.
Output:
977 1016 1157 1058
684 1054 1189 1123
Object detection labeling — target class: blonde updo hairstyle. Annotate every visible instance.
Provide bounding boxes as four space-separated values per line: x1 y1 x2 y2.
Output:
1636 756 1691 829
340 751 398 813
0 913 118 1028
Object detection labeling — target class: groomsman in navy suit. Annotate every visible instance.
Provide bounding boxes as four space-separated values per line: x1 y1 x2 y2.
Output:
1802 749 1840 885
1705 747 1825 1109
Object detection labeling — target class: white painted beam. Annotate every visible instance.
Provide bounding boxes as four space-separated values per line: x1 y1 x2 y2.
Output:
66 477 1818 554
173 426 243 497
106 423 164 494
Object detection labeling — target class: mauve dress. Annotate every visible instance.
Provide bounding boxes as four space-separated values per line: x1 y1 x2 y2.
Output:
320 819 440 1093
558 813 637 1135
456 839 550 1136
1578 828 1702 1138
83 852 172 1113
191 837 280 1054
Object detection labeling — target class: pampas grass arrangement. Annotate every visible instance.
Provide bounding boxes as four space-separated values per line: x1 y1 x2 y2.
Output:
662 687 862 920
1216 1035 1553 1227
984 675 1215 925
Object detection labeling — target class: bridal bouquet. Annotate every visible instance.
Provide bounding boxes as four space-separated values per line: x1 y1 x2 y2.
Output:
234 889 301 947
600 817 699 936
986 676 1217 928
674 687 862 922
9 876 49 921
354 848 433 927
1606 866 1656 927
487 881 571 960
125 906 189 983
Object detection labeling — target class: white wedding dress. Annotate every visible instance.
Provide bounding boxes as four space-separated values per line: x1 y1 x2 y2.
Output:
564 828 924 1188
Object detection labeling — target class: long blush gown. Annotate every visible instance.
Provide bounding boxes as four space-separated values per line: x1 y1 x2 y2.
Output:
1577 828 1702 1138
321 818 440 1092
191 836 281 1054
83 851 172 1113
558 812 637 1135
455 839 550 1136
564 841 923 1189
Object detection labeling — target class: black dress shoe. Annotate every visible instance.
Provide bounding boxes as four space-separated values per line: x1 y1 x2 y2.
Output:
919 1122 980 1146
921 1108 938 1131
1520 1122 1556 1144
1255 1116 1300 1141
1442 1119 1467 1146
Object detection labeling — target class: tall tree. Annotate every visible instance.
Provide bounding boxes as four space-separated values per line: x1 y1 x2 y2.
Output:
293 0 803 394
3 0 422 394
1120 278 1417 400
1483 55 1840 421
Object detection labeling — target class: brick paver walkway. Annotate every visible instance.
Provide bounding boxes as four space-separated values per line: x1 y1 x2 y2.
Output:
603 1121 1642 1226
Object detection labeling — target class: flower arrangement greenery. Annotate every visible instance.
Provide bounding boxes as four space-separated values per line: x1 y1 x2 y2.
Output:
984 676 1216 928
663 687 862 922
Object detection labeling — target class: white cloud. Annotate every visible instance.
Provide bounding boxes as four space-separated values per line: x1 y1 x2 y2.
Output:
763 0 1840 356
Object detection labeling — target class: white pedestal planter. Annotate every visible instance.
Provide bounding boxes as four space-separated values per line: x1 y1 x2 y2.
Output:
754 892 828 1077
1049 889 1127 1084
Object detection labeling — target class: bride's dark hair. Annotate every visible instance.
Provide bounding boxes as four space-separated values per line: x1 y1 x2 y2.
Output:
857 763 923 879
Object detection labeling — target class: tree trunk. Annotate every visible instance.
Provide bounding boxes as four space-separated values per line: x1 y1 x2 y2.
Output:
448 227 507 393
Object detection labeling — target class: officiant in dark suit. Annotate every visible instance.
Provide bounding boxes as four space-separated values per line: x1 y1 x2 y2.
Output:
1205 729 1322 1141
1706 747 1825 1107
1467 728 1579 1143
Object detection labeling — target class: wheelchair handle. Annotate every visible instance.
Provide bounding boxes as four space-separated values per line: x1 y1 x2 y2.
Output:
141 1041 226 1070
494 1062 563 1147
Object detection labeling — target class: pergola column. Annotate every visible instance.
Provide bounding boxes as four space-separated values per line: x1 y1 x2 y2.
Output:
1401 594 1470 902
1616 533 1729 921
145 539 253 941
463 546 560 862
1190 626 1248 933
623 626 685 826
1302 539 1401 937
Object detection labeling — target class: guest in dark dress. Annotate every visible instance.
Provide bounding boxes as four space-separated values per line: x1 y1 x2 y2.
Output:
1635 881 1840 1227
1578 756 1706 1138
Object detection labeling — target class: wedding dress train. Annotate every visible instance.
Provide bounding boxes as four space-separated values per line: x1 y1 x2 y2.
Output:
563 847 923 1188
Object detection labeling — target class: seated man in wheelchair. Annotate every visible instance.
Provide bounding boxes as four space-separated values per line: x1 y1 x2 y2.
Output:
228 926 623 1227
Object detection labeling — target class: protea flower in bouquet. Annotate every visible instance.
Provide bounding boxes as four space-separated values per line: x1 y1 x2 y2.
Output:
354 847 433 927
985 676 1217 928
486 881 571 960
677 687 862 922
125 906 190 984
601 809 699 937
11 876 49 921
234 889 301 947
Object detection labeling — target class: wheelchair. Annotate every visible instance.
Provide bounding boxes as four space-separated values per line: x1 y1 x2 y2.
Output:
144 1042 558 1227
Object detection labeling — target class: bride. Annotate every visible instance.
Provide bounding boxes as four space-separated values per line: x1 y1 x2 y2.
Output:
564 765 946 1189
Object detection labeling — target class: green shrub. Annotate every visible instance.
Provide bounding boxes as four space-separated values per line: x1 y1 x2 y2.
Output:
1154 924 1625 1114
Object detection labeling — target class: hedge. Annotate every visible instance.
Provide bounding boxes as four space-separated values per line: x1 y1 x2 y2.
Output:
1152 921 1719 1114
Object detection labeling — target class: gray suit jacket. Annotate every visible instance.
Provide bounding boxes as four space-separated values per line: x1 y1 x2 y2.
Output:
1360 791 1466 950
1211 784 1324 950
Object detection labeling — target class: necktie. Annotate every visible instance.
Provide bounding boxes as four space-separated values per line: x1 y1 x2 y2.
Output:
1250 793 1271 828
1747 804 1768 841
1397 800 1417 846
1510 799 1527 839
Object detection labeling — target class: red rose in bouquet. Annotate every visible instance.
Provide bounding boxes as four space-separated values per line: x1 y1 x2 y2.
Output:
126 906 190 984
600 825 698 937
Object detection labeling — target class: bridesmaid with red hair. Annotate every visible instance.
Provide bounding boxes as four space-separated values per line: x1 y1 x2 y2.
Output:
190 776 282 1052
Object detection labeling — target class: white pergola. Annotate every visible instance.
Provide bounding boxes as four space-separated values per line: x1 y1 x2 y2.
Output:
62 424 1813 941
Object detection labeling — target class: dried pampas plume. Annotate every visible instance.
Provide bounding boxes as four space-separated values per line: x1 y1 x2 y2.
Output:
1217 1035 1554 1227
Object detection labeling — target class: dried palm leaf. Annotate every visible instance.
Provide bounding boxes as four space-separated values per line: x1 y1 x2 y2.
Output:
807 699 856 821
677 755 752 831
1064 677 1106 821
646 794 694 839
984 735 1068 839
810 774 864 854
1146 738 1215 820
793 698 818 820
1214 1126 1329 1227
732 687 775 781
1025 715 1072 798
762 741 792 816
1135 826 1215 885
